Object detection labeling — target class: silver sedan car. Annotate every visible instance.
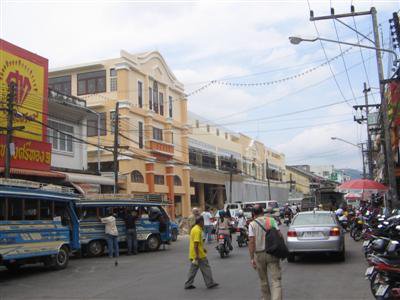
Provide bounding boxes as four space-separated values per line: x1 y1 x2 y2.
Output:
286 211 345 262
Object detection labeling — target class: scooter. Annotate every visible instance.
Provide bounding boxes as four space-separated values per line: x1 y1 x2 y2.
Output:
216 233 231 258
236 227 248 247
284 215 291 226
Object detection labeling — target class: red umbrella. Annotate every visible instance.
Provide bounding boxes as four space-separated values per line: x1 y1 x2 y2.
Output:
338 179 388 191
344 192 362 199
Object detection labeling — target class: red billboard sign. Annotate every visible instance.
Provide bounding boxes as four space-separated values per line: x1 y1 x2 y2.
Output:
0 39 51 171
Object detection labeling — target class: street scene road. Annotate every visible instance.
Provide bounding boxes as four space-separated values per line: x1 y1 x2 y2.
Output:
0 229 372 300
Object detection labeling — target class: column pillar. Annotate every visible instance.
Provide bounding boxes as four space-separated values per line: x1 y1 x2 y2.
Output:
217 186 224 209
165 118 173 144
145 161 155 193
144 111 154 149
165 164 175 219
182 166 191 217
199 183 205 211
115 63 130 100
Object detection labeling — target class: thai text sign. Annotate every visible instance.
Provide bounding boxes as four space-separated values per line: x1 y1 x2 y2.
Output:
0 135 51 171
0 39 48 141
0 39 51 171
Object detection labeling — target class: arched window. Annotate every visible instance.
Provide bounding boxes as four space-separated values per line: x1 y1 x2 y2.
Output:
131 170 144 183
174 175 182 186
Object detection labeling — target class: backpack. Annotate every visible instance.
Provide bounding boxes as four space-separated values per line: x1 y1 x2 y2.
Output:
254 218 289 260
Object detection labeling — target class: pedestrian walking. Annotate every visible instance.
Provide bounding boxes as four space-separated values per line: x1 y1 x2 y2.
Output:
188 207 201 229
125 210 138 255
101 210 119 266
201 207 213 243
248 205 282 300
184 216 218 290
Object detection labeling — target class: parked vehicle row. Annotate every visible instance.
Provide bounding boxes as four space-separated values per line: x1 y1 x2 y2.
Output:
0 179 178 272
352 201 400 299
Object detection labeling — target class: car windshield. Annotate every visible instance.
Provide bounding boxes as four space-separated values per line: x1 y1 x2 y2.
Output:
292 213 335 226
268 202 278 208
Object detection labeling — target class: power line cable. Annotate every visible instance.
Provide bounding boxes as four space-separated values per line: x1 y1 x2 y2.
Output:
307 0 353 108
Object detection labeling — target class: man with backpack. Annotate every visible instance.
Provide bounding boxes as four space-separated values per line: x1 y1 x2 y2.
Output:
248 205 282 300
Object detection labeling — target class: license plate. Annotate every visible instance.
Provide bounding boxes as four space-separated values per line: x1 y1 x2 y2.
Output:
376 284 389 296
363 241 370 247
218 239 225 244
302 232 324 238
365 267 374 276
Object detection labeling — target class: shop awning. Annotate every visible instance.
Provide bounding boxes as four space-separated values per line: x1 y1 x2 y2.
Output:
60 172 115 185
0 167 66 178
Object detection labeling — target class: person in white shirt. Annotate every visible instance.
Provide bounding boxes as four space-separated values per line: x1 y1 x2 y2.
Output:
202 208 213 243
101 210 119 260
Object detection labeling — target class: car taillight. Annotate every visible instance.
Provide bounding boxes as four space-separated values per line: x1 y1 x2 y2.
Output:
218 234 225 239
236 228 240 232
287 230 297 237
330 227 340 236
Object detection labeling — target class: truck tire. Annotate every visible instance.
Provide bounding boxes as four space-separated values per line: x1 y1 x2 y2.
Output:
87 240 105 257
51 246 70 270
147 235 161 251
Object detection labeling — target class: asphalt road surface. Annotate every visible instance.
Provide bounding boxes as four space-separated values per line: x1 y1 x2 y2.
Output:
0 229 373 300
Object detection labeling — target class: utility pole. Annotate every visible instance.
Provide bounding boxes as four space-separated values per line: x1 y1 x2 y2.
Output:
265 158 272 201
113 102 119 194
361 143 366 179
363 83 374 179
372 7 398 207
5 83 16 178
229 155 234 204
310 6 398 207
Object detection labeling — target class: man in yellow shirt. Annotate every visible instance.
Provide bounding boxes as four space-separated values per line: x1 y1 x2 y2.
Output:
184 216 219 290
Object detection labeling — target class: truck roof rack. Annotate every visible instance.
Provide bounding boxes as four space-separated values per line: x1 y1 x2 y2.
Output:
81 193 167 204
0 178 76 194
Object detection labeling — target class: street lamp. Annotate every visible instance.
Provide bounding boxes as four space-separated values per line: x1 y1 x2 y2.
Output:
331 137 366 178
288 36 399 65
330 137 361 149
290 31 399 206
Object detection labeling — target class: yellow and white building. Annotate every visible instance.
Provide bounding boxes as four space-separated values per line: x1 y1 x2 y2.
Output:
49 50 193 218
188 114 289 208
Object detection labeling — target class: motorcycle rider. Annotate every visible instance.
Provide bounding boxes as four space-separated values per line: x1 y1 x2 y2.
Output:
283 203 293 224
216 210 233 251
237 210 248 241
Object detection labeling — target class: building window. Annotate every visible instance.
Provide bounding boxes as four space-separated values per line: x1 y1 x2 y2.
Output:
174 175 182 186
77 70 106 95
110 111 116 134
154 175 165 185
87 112 107 137
149 87 153 110
196 120 199 128
131 170 144 183
206 125 210 132
159 92 164 116
47 120 74 153
153 82 159 113
153 127 163 141
138 81 143 108
110 68 117 92
138 121 144 149
168 96 173 118
216 129 220 136
49 75 71 95
225 133 228 139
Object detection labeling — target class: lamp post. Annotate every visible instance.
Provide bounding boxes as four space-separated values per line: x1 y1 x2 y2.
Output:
290 33 399 207
330 137 366 179
288 36 399 64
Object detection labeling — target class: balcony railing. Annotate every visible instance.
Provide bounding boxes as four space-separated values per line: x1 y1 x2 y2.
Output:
149 140 174 157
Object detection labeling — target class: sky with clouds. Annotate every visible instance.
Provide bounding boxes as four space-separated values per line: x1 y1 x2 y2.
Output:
1 0 399 170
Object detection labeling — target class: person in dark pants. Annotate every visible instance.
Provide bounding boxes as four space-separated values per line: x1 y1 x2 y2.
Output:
184 216 218 290
125 210 139 255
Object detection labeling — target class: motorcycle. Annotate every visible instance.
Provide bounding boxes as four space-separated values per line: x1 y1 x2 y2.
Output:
236 227 248 247
216 233 231 258
284 215 291 226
